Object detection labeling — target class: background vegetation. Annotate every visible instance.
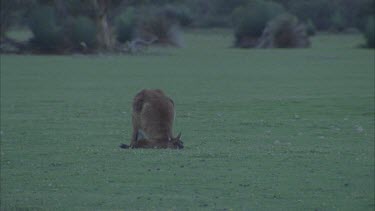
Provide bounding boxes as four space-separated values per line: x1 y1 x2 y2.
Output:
1 0 374 52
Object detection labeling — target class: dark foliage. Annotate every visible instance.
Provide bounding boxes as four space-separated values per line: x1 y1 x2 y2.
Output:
70 16 97 49
136 6 184 46
115 7 137 43
364 16 374 48
232 0 285 47
28 5 65 52
257 14 310 48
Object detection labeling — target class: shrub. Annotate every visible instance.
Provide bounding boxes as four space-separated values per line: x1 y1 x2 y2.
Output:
163 4 193 27
137 7 184 47
352 0 375 31
277 0 373 31
194 15 232 28
232 0 285 47
330 11 346 32
28 5 64 51
257 14 310 48
305 19 316 36
233 6 269 38
364 16 375 48
115 8 137 43
1 0 37 40
186 0 248 27
70 16 97 49
288 0 336 30
212 0 249 15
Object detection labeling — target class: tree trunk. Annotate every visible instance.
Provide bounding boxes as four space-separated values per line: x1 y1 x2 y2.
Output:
93 0 115 51
97 13 114 50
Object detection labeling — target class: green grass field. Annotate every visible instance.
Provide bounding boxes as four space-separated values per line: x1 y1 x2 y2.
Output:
1 30 374 210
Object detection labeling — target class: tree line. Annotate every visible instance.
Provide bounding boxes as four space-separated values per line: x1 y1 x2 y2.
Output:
0 0 374 53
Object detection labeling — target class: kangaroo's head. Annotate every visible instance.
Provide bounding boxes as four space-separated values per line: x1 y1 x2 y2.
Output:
168 133 184 149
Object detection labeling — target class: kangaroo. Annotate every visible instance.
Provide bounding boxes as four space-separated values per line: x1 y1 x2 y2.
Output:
120 89 183 149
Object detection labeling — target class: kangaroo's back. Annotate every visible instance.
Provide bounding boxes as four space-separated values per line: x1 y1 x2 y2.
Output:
133 89 175 140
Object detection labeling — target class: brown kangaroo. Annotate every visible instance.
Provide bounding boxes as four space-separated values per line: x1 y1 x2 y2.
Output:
120 89 183 149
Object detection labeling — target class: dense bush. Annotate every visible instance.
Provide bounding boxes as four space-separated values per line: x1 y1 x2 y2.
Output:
287 0 336 30
364 16 374 48
196 15 231 28
232 0 285 47
70 16 97 49
281 0 374 31
185 0 253 27
163 4 193 26
0 0 37 39
257 14 310 48
330 11 346 32
28 5 64 51
189 0 373 30
337 0 374 31
137 6 184 46
305 19 316 36
212 0 250 15
29 6 97 52
115 8 137 43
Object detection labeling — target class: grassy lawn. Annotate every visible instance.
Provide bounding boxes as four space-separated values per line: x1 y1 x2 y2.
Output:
1 30 374 210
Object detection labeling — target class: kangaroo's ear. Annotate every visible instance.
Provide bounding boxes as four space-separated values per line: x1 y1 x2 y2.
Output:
176 132 181 140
